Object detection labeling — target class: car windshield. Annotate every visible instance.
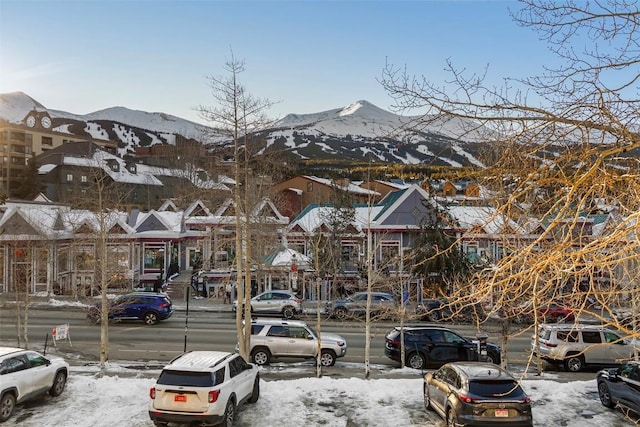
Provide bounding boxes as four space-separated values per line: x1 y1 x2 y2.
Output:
469 380 524 399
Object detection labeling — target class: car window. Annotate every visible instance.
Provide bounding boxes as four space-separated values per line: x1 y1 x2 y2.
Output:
259 293 272 301
443 331 466 344
603 331 622 343
353 294 366 302
24 352 48 367
556 330 578 342
288 327 309 339
631 366 640 381
469 380 524 398
251 325 265 335
582 331 602 343
266 325 287 337
274 293 290 300
157 369 217 387
443 368 460 388
0 356 28 374
620 364 633 378
228 356 245 378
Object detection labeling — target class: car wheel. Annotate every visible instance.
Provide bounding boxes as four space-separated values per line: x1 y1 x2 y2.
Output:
143 312 158 325
220 398 236 427
485 351 500 365
446 409 456 427
319 349 337 367
598 381 615 408
407 351 426 370
49 371 67 396
282 306 295 319
564 354 584 372
0 392 16 423
423 384 433 411
251 347 271 365
247 376 260 403
334 307 348 320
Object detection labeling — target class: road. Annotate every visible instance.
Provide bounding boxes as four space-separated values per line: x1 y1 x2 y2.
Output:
0 306 595 381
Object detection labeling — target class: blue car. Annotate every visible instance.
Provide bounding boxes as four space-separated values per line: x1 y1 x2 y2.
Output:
597 360 640 417
88 292 173 325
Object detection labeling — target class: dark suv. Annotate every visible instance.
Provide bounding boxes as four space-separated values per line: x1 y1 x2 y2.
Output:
88 292 174 325
424 362 533 427
384 326 501 369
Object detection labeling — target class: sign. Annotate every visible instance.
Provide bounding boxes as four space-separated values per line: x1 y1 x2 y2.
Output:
51 324 72 347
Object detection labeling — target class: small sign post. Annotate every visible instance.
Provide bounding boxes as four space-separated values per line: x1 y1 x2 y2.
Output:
51 323 72 348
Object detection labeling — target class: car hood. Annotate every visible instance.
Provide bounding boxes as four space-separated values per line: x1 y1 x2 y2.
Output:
320 332 346 343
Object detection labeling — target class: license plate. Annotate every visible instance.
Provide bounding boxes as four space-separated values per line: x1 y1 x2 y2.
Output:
495 409 508 417
174 395 187 402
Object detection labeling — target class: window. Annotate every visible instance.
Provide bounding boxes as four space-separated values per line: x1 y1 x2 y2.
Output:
66 174 73 182
81 175 87 183
24 352 47 367
251 325 265 335
157 370 216 387
581 331 602 343
307 182 313 192
557 331 579 342
604 331 622 343
266 326 287 337
42 136 53 146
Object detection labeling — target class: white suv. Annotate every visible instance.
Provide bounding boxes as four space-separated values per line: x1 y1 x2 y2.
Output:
233 290 303 319
531 323 638 372
0 347 69 423
244 319 347 367
148 351 259 426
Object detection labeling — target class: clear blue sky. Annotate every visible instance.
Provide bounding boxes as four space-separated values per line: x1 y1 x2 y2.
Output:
0 0 552 125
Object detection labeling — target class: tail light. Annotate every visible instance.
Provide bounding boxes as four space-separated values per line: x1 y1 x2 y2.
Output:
149 387 156 399
386 339 400 346
458 393 480 404
208 390 220 403
158 302 169 309
545 342 557 347
519 396 531 404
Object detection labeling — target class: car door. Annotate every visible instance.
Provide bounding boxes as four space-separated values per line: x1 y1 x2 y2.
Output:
603 331 634 364
617 364 640 413
428 366 454 416
349 293 368 315
425 330 472 366
285 326 317 357
23 351 55 395
227 356 255 402
252 293 274 313
264 325 290 356
581 330 606 364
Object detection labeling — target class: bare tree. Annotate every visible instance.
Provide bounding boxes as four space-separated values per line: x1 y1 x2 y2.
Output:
380 0 640 375
197 51 276 360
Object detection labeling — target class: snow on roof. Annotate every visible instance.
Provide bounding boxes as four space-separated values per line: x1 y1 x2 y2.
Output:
303 175 380 196
447 206 524 234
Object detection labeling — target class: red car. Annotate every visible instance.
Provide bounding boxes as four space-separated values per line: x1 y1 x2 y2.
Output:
538 303 574 323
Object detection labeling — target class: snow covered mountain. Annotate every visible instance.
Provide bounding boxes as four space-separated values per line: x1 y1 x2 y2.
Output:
0 92 490 166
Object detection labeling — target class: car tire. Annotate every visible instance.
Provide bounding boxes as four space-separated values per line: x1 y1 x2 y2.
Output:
220 397 236 427
0 392 16 423
598 381 615 408
251 347 271 365
282 306 295 319
407 351 426 370
564 354 584 372
143 311 159 325
49 371 67 396
334 307 348 320
247 376 260 404
319 349 337 367
423 384 433 411
486 350 501 365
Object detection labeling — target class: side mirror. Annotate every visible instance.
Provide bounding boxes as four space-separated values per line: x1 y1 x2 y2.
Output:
45 358 51 366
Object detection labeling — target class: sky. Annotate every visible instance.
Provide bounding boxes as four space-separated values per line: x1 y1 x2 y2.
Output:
0 1 553 126
8 361 636 427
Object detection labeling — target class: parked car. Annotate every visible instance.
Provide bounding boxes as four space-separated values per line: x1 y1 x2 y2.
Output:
0 347 69 423
597 360 640 417
241 318 347 366
232 290 302 319
424 361 533 427
148 351 259 426
538 302 575 323
87 292 174 325
326 291 397 320
384 325 501 369
531 323 638 372
415 299 448 322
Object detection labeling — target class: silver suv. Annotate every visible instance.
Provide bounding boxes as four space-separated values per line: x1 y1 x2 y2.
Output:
0 347 69 423
148 351 259 426
233 290 302 319
244 319 347 367
531 323 638 372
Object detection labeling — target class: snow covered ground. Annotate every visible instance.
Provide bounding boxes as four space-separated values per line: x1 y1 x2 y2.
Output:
8 361 637 427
